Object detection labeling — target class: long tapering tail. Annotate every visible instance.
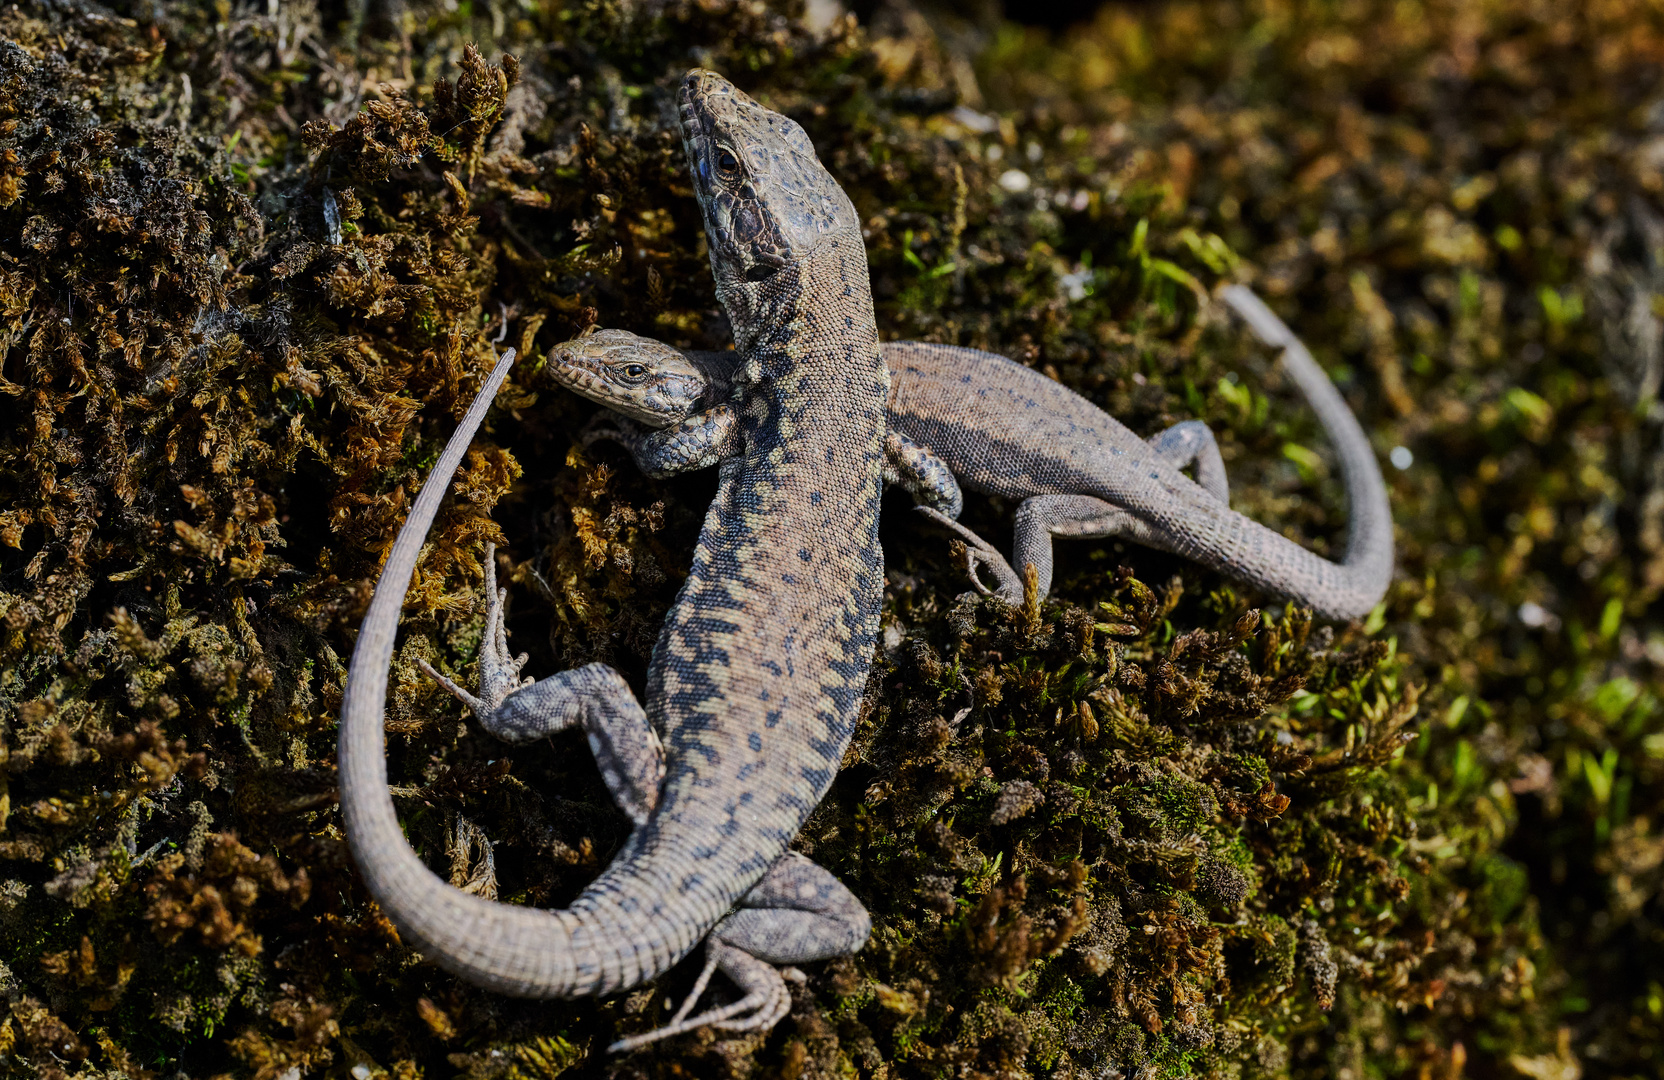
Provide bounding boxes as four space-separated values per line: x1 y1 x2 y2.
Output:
1220 285 1395 618
337 348 606 997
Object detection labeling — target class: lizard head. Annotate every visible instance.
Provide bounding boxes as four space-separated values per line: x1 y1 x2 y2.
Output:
549 328 709 426
678 68 860 295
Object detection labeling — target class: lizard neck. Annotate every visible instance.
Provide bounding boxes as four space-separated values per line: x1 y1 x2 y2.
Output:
721 232 880 387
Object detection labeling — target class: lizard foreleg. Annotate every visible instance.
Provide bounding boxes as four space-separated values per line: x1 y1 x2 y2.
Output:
419 543 665 828
882 430 964 519
583 407 742 479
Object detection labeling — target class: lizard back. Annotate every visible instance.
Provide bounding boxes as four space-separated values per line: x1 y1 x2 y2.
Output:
886 341 1164 503
614 235 888 984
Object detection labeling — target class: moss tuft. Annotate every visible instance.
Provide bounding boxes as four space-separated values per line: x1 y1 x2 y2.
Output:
0 0 1655 1076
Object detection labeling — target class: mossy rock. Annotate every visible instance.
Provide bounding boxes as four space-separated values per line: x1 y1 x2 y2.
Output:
1 0 1656 1077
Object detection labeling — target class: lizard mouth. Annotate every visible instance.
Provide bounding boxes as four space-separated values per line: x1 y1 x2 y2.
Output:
677 69 725 148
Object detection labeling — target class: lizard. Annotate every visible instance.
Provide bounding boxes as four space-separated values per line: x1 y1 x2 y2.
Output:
542 284 1394 621
338 69 893 1052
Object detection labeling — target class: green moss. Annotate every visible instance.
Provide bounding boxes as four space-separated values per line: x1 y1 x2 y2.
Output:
0 0 1656 1076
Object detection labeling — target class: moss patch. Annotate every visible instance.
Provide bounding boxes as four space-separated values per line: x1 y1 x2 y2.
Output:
0 0 1651 1077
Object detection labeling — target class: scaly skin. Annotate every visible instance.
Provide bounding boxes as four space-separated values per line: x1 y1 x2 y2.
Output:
548 285 1394 621
337 69 886 1051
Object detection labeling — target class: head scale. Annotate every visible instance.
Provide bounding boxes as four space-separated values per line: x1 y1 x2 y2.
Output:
678 69 860 292
548 328 707 426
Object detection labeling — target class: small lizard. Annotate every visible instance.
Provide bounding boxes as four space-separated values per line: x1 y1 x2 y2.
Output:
338 70 890 1051
546 285 1393 620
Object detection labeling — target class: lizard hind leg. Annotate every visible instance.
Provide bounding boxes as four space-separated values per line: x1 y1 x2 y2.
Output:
419 543 665 828
606 853 869 1053
1148 420 1229 503
1009 494 1162 605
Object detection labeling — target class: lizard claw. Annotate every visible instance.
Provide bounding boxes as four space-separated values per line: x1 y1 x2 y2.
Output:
954 542 995 596
421 543 532 718
914 507 1021 599
478 545 533 703
417 658 487 714
607 941 792 1054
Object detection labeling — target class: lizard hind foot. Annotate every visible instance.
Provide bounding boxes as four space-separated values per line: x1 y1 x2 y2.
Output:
606 941 793 1054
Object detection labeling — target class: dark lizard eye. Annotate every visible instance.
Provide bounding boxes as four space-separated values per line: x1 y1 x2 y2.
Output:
622 364 648 379
716 148 739 176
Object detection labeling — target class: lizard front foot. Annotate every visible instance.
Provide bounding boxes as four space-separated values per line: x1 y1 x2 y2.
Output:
418 542 532 716
914 506 1023 600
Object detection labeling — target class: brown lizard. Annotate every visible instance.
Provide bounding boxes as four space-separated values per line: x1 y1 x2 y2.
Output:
546 285 1394 620
337 69 890 1052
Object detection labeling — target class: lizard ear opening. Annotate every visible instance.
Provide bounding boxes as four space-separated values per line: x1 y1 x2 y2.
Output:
744 264 780 283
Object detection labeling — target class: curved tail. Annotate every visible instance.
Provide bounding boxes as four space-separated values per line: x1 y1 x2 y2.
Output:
338 348 618 997
1218 285 1395 619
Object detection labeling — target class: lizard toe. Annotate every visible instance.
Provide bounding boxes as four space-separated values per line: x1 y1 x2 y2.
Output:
606 942 793 1053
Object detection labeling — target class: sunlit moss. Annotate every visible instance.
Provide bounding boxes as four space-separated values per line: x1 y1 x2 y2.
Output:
2 0 1655 1076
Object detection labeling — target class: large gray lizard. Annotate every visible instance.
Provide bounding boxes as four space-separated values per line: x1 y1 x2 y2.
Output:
338 69 890 1051
546 285 1393 620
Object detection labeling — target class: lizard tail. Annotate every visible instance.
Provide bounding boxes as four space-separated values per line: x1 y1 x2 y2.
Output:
1218 285 1395 619
337 348 640 998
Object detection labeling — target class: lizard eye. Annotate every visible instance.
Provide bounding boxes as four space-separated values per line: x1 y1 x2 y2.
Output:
622 363 648 380
716 148 740 177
